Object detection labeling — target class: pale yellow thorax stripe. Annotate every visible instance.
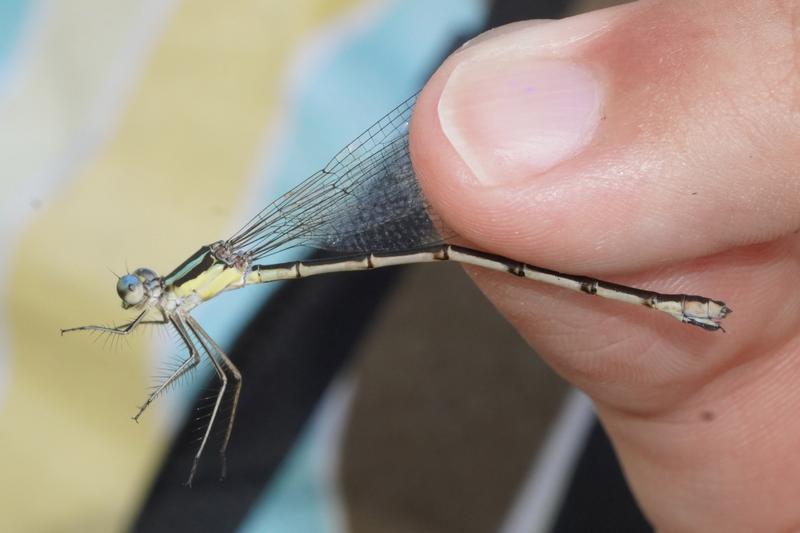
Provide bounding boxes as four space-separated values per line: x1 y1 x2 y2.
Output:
173 264 245 301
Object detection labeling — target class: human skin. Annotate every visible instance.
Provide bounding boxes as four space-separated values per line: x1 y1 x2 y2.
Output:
410 1 800 530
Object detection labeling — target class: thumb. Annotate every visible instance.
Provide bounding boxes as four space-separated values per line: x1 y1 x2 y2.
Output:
411 1 800 530
414 2 800 271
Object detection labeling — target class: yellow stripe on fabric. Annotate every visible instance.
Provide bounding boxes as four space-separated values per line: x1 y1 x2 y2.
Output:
2 1 357 532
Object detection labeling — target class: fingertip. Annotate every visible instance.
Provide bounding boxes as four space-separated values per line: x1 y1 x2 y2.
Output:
412 1 797 272
410 13 621 267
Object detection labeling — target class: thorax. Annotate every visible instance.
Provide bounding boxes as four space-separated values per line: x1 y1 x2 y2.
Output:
160 243 249 311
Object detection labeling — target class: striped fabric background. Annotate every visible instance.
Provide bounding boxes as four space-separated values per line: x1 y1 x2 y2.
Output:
0 1 649 532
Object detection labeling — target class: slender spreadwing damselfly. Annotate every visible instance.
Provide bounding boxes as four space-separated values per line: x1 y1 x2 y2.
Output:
62 93 731 485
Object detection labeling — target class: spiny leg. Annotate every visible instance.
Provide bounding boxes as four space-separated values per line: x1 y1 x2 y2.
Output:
132 316 200 423
61 309 168 336
181 316 228 487
63 309 175 421
187 316 242 479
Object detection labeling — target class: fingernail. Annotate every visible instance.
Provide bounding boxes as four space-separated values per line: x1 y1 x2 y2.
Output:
457 20 552 51
439 30 604 186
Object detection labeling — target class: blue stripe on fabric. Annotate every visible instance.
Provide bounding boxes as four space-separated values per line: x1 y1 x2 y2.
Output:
191 0 485 362
236 1 487 532
196 0 485 347
0 0 34 84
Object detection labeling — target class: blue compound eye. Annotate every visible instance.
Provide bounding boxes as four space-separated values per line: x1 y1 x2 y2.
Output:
116 274 144 307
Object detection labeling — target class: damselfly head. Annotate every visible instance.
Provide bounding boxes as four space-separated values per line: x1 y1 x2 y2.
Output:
116 267 158 309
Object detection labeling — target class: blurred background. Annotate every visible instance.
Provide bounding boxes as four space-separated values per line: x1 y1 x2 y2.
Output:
0 0 653 532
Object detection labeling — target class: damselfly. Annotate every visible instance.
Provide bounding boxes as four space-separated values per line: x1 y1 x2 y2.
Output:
62 94 731 485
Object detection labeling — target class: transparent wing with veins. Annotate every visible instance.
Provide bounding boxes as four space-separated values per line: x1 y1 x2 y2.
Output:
225 93 452 260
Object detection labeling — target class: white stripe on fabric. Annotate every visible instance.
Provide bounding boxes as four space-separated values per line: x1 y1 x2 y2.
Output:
499 390 596 533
